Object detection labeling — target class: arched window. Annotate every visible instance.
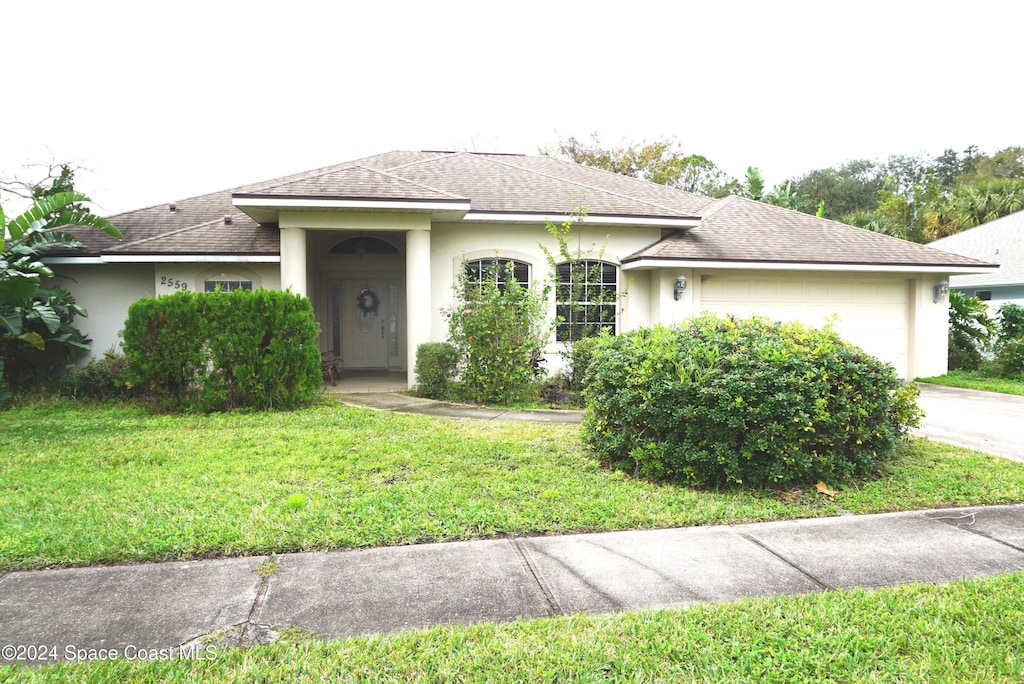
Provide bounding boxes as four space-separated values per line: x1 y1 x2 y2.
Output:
464 258 530 293
555 260 618 341
330 236 399 255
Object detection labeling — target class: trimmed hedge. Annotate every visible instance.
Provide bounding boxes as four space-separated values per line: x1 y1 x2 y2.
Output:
582 315 921 488
413 342 459 399
123 289 321 411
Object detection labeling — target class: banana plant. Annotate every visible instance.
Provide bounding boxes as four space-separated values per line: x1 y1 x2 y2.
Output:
1 192 121 402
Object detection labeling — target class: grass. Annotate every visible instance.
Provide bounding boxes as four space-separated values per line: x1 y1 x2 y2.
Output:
2 400 1023 570
917 369 1024 396
3 572 1022 682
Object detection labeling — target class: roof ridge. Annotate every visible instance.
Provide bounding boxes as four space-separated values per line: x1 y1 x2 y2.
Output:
359 164 466 200
696 194 739 221
370 150 461 174
485 154 698 217
107 217 229 251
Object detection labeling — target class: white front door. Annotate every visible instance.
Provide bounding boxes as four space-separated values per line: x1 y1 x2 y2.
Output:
331 278 404 370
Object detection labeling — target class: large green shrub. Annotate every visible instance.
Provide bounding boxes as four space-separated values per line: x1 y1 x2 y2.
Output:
996 302 1024 347
583 315 921 488
443 261 550 405
413 342 459 399
123 289 321 411
994 339 1024 379
947 291 995 371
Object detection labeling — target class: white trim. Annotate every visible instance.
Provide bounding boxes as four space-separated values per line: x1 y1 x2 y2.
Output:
462 212 700 228
232 197 470 212
101 255 281 263
42 257 106 264
621 258 998 274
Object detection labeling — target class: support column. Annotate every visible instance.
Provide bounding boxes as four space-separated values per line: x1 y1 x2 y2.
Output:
406 229 431 381
280 227 308 297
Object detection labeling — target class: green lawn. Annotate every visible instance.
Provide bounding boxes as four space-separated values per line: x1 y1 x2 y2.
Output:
2 400 1023 570
917 370 1024 396
4 573 1022 682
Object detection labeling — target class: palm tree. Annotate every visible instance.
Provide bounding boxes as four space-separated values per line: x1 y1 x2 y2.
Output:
923 178 1024 239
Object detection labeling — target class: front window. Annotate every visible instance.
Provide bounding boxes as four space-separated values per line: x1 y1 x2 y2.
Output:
556 260 618 342
464 258 530 293
204 279 253 293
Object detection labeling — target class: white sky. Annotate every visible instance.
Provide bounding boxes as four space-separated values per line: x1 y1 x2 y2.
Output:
3 0 1021 216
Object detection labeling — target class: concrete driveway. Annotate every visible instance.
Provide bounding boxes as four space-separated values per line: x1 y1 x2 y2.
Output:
914 383 1024 463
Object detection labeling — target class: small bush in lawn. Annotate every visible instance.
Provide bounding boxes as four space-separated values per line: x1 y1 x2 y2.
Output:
567 334 602 394
582 315 921 488
995 339 1024 379
63 351 132 400
413 342 459 399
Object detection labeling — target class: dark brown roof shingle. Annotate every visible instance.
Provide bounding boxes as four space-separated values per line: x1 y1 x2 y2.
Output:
55 152 996 271
624 195 995 269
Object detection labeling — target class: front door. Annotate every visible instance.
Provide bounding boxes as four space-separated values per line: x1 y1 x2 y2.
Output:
331 278 403 369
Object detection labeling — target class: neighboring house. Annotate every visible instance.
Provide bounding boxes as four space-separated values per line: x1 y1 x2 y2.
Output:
48 150 995 380
928 210 1024 310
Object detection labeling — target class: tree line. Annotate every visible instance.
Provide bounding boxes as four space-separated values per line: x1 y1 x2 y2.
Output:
550 135 1024 243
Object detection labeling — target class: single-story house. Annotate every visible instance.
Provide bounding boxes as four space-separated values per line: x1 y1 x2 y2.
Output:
49 150 995 381
928 210 1024 310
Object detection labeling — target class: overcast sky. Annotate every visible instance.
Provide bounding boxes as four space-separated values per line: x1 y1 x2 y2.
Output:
3 1 1021 216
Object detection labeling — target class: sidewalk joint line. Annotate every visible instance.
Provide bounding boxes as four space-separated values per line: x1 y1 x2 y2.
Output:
510 538 563 616
735 531 834 591
239 564 273 644
929 512 1024 554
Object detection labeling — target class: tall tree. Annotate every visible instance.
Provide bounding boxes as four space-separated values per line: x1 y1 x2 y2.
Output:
787 159 885 219
551 134 740 197
922 178 1024 239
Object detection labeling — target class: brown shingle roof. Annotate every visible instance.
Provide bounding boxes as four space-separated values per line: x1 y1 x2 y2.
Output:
235 164 466 203
54 152 997 271
623 195 996 269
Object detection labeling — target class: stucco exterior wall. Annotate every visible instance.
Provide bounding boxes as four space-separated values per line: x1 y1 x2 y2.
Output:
52 262 281 363
46 263 154 361
643 268 950 379
428 221 660 373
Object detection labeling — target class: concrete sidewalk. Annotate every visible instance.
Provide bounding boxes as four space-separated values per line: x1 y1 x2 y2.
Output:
2 505 1023 664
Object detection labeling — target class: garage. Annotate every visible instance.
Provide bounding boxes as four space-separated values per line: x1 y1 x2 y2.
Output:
697 273 910 378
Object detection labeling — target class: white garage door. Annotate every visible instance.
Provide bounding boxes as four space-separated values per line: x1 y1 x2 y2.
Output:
699 274 910 378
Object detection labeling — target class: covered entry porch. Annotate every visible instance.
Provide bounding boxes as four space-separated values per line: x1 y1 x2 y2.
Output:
232 195 468 379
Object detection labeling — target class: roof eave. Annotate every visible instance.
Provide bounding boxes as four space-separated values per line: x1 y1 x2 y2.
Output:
620 257 1002 274
461 212 701 228
231 195 471 224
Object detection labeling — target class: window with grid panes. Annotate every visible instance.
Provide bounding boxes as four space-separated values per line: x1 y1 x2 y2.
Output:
464 258 530 293
555 260 618 341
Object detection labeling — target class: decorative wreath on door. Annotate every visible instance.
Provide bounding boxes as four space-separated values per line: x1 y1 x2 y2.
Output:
356 288 380 315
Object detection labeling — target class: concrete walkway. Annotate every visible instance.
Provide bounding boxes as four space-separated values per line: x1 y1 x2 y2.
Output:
2 504 1023 665
335 382 1024 461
